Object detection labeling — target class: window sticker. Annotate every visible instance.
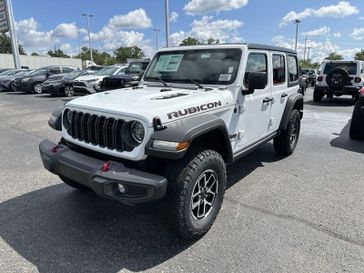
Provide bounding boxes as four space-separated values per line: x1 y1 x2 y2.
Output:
219 74 232 81
201 53 211 59
154 54 184 72
228 66 234 73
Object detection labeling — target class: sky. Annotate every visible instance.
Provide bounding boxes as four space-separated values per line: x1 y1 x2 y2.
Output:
9 0 364 62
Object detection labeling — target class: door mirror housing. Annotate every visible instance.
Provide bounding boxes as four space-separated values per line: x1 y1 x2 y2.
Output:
242 72 267 95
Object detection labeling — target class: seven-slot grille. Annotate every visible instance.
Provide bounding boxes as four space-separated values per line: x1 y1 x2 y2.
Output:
67 111 133 152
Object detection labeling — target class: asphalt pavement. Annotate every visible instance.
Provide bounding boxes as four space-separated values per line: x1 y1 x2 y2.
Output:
0 89 363 273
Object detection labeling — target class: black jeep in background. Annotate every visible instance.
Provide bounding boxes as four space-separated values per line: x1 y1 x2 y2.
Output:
101 60 150 91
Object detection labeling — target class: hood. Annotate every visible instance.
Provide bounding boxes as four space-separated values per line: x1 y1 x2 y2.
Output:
66 86 233 126
75 75 104 81
0 75 15 82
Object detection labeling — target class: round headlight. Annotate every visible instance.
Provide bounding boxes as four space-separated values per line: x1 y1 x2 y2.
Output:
63 109 72 130
130 121 144 143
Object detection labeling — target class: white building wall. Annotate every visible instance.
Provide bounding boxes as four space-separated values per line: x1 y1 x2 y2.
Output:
0 54 83 69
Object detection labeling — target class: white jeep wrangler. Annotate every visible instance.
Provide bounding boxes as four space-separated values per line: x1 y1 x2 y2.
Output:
40 44 303 239
314 60 364 102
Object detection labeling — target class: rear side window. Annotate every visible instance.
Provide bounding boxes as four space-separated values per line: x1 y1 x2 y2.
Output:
287 55 298 82
272 54 286 85
49 67 61 74
244 53 267 87
323 62 357 75
62 67 74 73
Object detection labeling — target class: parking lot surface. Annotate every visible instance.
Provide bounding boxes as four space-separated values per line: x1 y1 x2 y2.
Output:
0 89 363 273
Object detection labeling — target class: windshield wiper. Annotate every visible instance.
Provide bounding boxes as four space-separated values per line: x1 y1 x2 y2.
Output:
147 76 169 87
171 78 205 89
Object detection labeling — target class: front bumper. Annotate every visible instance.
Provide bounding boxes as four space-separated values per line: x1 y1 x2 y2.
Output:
39 139 167 205
14 81 32 92
73 82 99 94
42 83 64 95
315 85 361 95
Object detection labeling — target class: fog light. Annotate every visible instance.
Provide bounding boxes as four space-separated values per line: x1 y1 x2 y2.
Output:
117 183 126 193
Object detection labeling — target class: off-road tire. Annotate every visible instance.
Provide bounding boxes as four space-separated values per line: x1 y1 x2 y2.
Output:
313 88 324 102
349 101 364 140
59 175 90 190
166 149 227 240
274 109 301 156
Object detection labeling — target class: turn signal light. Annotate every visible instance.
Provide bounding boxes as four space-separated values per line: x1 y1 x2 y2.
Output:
51 145 59 153
176 141 190 151
102 161 110 172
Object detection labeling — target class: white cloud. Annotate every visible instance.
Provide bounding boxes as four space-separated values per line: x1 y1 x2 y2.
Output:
170 11 179 23
52 23 78 39
170 16 243 45
184 0 248 15
351 28 364 40
108 9 152 29
359 16 364 20
333 32 342 38
272 35 360 62
280 2 359 27
302 26 330 36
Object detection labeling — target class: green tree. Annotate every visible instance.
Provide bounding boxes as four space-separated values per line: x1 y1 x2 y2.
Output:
113 46 145 64
325 52 343 60
354 50 364 61
180 37 201 46
75 47 116 65
47 49 70 58
0 33 26 55
206 37 220 44
299 59 320 69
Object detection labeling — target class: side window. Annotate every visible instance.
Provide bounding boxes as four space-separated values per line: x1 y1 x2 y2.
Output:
272 54 286 85
288 55 299 82
244 53 267 87
49 67 61 74
62 67 74 73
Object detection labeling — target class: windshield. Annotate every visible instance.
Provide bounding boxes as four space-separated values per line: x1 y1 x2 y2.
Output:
0 70 16 76
95 66 119 76
324 62 357 75
144 48 242 85
64 71 84 80
126 63 146 74
27 68 48 76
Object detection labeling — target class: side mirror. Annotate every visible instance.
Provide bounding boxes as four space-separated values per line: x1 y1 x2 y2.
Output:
242 72 267 95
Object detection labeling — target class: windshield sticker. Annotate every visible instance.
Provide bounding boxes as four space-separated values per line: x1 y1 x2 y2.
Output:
154 54 184 72
201 53 211 59
219 74 232 82
228 67 234 73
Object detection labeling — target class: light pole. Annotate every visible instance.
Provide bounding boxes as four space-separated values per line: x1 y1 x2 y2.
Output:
307 47 311 60
5 0 20 68
153 29 160 50
293 19 301 52
82 13 93 63
77 31 81 58
165 0 169 47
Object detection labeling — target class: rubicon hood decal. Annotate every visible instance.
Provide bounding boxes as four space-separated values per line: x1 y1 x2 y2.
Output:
167 101 222 119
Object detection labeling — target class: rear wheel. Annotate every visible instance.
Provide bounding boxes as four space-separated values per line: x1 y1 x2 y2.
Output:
166 149 227 240
274 109 301 156
313 88 324 102
349 101 364 140
33 82 43 94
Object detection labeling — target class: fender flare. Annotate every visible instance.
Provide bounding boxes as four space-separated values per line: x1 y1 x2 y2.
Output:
279 93 303 131
145 114 233 162
48 108 62 131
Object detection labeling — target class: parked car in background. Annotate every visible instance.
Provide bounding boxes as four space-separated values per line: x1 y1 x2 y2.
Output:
0 69 32 91
73 65 127 94
314 60 364 103
42 70 89 97
14 66 79 94
349 87 364 140
0 68 12 75
300 68 317 87
101 60 150 91
85 65 105 74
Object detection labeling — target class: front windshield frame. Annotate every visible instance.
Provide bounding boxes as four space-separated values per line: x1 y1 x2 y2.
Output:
95 66 119 76
144 48 242 86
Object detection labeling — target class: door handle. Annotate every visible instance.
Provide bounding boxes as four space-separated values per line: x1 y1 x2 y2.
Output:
281 92 288 98
263 97 273 103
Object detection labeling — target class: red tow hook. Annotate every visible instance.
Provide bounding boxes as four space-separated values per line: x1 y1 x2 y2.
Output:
102 161 111 172
51 145 59 153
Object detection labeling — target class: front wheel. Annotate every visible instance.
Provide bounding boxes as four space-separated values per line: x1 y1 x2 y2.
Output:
274 109 301 156
167 149 227 240
33 82 43 94
64 85 74 97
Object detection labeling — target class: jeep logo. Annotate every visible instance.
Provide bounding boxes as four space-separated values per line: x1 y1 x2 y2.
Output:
167 101 222 119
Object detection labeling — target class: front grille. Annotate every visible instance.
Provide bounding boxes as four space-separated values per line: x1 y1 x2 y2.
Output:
67 111 133 152
103 78 124 90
